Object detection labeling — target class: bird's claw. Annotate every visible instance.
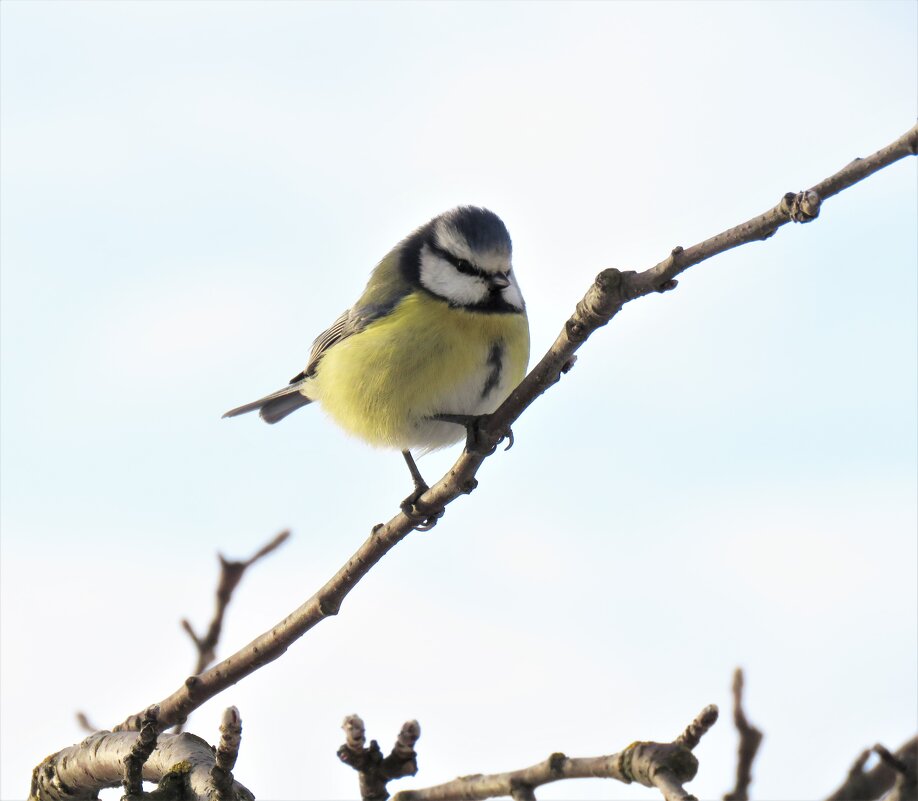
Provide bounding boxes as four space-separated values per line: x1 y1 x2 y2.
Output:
434 413 515 455
400 501 444 531
400 485 444 532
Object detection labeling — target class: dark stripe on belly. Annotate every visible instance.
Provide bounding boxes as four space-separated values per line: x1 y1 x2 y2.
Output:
481 341 504 400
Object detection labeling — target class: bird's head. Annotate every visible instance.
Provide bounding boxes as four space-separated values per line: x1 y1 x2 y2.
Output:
414 206 524 312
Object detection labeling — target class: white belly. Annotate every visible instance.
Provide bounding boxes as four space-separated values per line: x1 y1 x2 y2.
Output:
409 340 513 452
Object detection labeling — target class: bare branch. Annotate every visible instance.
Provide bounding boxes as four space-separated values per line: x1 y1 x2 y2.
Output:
122 705 160 798
825 736 918 801
881 749 917 801
30 714 254 801
723 668 763 800
675 704 720 751
338 715 421 801
75 712 99 735
102 123 916 735
241 529 291 567
182 530 291 676
391 705 718 801
172 530 289 733
211 707 243 801
392 720 422 761
874 742 916 801
874 743 910 776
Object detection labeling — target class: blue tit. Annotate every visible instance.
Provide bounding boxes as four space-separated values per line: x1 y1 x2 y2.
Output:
224 206 530 513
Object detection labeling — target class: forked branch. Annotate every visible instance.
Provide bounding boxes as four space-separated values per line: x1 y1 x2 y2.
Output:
338 715 421 801
387 705 719 801
29 708 253 801
825 736 918 801
182 530 291 677
174 530 290 732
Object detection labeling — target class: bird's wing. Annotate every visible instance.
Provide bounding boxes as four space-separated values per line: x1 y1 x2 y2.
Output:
289 308 361 382
288 249 412 384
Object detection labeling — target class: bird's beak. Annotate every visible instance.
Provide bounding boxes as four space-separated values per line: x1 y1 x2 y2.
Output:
489 273 511 290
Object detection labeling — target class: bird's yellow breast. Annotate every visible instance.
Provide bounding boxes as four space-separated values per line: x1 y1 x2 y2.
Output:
307 292 529 450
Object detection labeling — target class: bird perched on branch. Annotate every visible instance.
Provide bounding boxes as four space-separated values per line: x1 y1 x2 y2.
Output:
224 206 530 524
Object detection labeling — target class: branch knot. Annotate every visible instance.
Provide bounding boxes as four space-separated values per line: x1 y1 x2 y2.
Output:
621 741 699 787
781 190 821 223
548 752 567 777
568 268 627 343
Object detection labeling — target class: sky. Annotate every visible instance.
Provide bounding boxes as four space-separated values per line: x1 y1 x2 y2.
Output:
1 2 915 800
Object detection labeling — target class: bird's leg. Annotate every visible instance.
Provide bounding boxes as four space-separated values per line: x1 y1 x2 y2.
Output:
399 450 443 531
402 449 428 500
433 413 514 455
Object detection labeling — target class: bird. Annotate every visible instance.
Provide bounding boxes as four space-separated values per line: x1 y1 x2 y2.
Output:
224 206 530 524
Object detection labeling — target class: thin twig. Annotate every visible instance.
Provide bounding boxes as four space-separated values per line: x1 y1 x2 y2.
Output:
107 122 917 734
174 530 289 732
183 530 291 675
75 711 99 734
880 742 917 801
338 715 421 801
825 736 918 801
211 707 243 801
122 705 160 798
391 705 718 801
873 743 909 776
724 668 763 800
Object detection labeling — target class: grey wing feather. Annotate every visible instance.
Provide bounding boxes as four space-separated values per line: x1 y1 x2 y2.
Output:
288 297 403 383
225 249 410 425
288 308 361 383
222 379 312 424
288 245 412 382
223 308 372 425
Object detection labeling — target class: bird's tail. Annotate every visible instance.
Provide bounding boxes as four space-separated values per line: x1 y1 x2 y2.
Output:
223 381 312 424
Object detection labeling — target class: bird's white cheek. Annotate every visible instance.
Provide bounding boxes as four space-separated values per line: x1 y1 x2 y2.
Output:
502 277 524 310
419 257 488 305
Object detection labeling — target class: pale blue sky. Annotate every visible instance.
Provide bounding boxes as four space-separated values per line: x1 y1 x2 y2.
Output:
1 2 916 799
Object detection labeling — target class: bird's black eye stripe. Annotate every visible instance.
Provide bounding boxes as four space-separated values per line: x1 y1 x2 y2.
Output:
428 242 487 278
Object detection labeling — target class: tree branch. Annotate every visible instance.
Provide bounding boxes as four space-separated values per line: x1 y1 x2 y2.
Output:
876 741 917 801
29 710 254 801
104 121 916 734
338 715 421 801
825 736 918 801
122 705 160 798
723 668 763 801
390 705 719 801
211 707 243 801
74 712 99 735
181 530 290 678
175 530 290 732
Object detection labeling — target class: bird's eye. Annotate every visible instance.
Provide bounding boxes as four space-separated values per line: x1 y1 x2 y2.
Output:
455 259 476 276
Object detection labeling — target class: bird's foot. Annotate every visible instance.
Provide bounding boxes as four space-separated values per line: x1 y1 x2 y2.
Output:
400 484 444 532
434 413 514 455
399 450 443 531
